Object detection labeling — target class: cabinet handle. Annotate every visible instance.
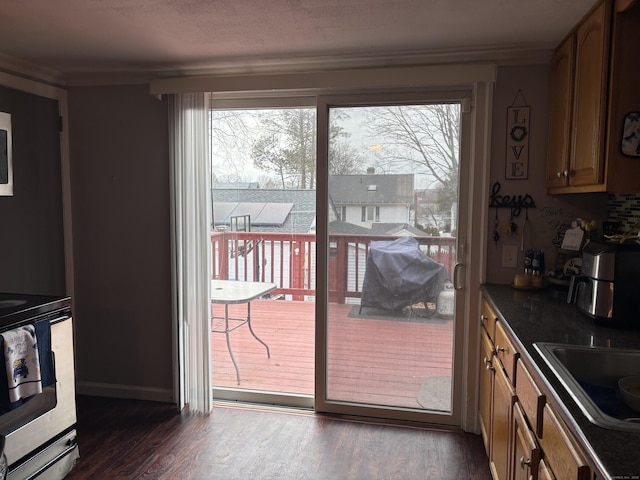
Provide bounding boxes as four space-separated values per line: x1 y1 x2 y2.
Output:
556 170 569 178
495 345 506 354
520 456 531 470
483 357 494 371
480 314 488 323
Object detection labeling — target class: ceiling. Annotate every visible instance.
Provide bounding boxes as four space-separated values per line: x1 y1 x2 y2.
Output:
0 0 598 85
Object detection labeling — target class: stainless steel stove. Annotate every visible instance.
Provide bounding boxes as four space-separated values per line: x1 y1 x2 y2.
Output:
0 293 78 480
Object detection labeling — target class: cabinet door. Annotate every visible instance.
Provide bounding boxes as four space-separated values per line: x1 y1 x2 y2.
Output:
513 403 541 480
570 0 610 187
481 297 498 341
546 34 575 190
490 364 516 480
538 459 555 480
516 358 545 437
603 0 640 192
479 329 495 455
540 404 591 480
495 321 519 383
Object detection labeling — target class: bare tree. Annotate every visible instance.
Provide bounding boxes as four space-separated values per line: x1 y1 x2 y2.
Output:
209 110 253 178
329 138 362 175
252 109 316 189
328 110 361 175
367 104 459 183
367 104 460 227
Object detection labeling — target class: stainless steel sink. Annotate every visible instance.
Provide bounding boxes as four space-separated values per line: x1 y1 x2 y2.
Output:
534 342 640 432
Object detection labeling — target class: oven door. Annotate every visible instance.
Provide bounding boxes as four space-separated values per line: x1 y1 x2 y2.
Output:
1 315 78 478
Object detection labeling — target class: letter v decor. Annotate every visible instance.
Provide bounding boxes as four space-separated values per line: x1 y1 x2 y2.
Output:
505 90 530 180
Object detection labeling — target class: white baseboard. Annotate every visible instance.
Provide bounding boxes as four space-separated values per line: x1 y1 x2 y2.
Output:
76 381 174 403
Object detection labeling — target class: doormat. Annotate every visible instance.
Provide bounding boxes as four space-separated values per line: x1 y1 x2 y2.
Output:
348 305 448 324
417 375 452 411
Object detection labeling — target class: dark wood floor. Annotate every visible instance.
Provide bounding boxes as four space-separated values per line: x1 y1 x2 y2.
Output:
65 395 491 480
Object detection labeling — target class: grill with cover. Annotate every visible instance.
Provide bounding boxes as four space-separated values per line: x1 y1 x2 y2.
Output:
360 237 448 313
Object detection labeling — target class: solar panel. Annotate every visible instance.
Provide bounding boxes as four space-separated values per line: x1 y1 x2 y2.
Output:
232 203 266 221
212 202 294 226
213 202 239 223
254 203 293 225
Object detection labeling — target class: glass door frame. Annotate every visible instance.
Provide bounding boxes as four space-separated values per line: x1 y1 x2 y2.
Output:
315 89 480 427
209 96 318 409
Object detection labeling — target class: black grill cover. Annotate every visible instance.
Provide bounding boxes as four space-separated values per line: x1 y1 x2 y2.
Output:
361 237 447 311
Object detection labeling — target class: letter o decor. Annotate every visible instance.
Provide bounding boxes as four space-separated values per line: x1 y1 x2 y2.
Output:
510 125 528 143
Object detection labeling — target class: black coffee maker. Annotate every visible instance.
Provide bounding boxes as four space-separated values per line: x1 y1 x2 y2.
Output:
567 240 640 325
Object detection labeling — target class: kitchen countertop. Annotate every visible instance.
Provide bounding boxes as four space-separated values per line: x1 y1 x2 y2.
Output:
482 284 640 480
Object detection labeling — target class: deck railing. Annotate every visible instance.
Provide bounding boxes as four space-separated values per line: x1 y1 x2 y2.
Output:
211 231 456 303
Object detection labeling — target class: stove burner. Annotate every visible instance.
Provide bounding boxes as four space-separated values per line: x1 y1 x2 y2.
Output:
0 300 27 308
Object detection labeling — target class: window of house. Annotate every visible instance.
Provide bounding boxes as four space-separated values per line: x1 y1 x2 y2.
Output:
361 205 379 222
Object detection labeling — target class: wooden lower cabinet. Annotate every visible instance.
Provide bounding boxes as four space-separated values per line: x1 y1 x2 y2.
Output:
538 459 555 480
539 404 592 480
479 296 592 480
490 363 516 480
479 328 495 455
512 403 540 480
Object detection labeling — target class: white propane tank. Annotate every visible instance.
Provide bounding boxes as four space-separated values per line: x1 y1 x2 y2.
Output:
436 282 455 317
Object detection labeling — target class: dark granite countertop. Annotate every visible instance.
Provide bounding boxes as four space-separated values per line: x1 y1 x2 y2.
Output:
482 284 640 480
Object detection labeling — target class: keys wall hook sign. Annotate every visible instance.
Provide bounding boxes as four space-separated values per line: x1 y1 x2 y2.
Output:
489 181 536 218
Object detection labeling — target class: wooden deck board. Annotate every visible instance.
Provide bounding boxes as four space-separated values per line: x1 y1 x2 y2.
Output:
212 299 453 409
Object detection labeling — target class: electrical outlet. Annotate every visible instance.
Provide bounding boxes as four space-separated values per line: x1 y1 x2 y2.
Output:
502 245 518 268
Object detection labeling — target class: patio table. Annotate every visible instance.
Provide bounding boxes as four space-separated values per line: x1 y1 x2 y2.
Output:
211 280 277 384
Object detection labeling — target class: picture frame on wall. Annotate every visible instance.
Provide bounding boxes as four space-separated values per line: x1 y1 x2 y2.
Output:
0 112 12 196
621 112 640 157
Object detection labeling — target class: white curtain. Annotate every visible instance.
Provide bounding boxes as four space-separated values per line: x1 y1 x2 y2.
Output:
169 92 212 413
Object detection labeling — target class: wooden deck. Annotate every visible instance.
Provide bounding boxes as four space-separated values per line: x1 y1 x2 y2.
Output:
212 298 453 410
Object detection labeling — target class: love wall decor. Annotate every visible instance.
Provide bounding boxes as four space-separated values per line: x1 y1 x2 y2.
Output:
505 90 530 180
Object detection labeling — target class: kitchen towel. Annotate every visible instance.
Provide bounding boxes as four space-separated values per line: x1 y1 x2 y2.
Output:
1 325 42 403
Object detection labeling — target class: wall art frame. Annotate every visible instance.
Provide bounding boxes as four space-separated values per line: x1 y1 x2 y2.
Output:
621 112 640 157
0 111 13 196
505 90 530 180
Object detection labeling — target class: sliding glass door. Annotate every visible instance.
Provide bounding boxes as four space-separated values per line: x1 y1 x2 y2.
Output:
209 101 317 408
208 90 474 426
316 92 470 425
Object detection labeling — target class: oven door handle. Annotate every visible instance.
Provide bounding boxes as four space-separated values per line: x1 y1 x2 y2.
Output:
50 351 57 383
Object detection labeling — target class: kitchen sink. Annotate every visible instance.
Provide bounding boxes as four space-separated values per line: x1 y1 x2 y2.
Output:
534 342 640 432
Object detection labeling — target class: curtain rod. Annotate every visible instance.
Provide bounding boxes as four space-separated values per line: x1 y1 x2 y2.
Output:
149 63 497 95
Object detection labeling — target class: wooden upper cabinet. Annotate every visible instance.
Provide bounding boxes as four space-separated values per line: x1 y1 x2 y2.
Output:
546 34 575 189
604 0 640 192
547 0 640 193
570 0 610 187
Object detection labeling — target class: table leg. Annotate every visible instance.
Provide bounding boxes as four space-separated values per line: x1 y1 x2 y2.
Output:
246 301 270 358
224 304 241 385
